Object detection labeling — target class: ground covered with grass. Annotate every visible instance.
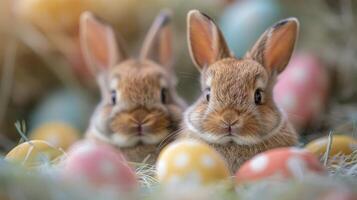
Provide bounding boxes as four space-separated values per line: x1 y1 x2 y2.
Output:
0 149 356 200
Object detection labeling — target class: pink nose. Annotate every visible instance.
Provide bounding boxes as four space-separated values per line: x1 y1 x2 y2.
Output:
132 108 150 122
137 124 143 135
228 125 232 134
221 110 238 124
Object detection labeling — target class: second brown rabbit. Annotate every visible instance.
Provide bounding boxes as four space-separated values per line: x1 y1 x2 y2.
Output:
181 10 299 173
80 10 186 164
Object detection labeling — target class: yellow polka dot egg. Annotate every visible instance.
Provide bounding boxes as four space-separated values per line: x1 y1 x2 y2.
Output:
305 135 357 158
156 139 230 185
30 122 80 150
5 140 64 169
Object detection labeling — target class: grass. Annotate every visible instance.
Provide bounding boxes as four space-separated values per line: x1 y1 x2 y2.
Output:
0 158 356 200
0 121 356 199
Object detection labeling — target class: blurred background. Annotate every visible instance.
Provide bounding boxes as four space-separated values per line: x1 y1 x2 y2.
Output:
0 0 357 153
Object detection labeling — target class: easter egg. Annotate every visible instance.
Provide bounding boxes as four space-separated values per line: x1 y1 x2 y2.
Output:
14 0 89 34
220 0 281 57
5 140 64 168
156 139 230 185
320 189 357 200
86 0 136 23
63 141 137 191
29 89 94 131
305 135 357 158
30 122 80 150
13 0 160 36
235 147 325 184
273 53 329 130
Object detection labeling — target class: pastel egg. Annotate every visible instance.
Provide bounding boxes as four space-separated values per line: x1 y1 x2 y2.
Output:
29 89 94 131
14 0 89 33
30 122 80 150
12 0 159 36
320 189 356 200
5 140 64 168
156 139 230 185
63 141 137 191
305 135 357 158
220 0 281 57
273 53 329 131
235 147 325 184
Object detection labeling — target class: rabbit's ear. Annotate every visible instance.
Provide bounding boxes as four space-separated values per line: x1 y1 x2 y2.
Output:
187 10 231 71
140 10 173 67
245 18 299 74
80 11 127 74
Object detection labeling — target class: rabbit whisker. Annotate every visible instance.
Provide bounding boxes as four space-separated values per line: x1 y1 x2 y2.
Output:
158 128 183 149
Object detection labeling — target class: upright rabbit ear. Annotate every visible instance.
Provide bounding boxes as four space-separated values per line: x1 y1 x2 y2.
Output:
140 10 173 67
187 10 231 71
245 18 299 74
80 11 127 74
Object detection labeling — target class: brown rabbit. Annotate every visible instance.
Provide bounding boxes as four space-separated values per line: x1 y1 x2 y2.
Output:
181 10 299 173
80 10 186 164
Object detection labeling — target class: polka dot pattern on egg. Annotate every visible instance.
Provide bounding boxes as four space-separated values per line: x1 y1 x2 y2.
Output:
30 122 80 150
235 147 326 184
273 53 329 130
5 140 64 168
175 153 189 168
305 135 357 158
63 141 137 191
201 154 215 168
249 154 268 173
156 139 230 185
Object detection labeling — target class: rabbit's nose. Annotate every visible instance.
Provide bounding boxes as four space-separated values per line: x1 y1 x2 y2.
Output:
137 124 143 135
134 116 155 134
221 110 239 125
131 108 149 122
227 125 232 134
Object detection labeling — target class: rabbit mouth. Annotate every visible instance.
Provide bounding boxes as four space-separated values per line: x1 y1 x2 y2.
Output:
202 134 260 145
216 134 236 144
109 131 169 147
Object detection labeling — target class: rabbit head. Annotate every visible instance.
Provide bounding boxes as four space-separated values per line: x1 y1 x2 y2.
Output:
184 10 299 145
80 10 185 148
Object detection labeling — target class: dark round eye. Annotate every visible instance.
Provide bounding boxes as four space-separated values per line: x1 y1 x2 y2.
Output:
161 88 168 104
111 90 117 105
205 88 210 102
254 89 263 105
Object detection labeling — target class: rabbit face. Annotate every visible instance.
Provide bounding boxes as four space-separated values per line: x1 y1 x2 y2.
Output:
185 58 282 145
101 60 180 147
81 11 185 148
184 10 299 146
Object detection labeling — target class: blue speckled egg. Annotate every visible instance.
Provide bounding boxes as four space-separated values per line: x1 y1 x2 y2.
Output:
29 89 95 132
219 0 282 57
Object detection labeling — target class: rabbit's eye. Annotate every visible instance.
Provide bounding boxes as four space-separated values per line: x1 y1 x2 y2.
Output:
254 89 264 105
161 88 168 104
111 90 117 105
205 88 210 102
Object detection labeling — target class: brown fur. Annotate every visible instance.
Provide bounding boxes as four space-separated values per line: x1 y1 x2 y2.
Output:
181 120 297 173
81 11 185 164
86 132 172 164
182 10 299 173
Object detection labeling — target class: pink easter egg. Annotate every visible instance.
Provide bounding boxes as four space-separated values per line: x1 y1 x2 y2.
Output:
320 190 357 200
273 53 329 131
63 140 137 191
235 147 326 184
